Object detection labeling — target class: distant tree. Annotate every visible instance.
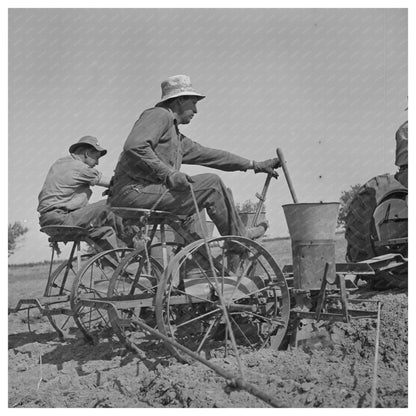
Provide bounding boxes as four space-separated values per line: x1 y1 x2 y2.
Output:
8 221 28 256
338 184 362 227
236 199 266 213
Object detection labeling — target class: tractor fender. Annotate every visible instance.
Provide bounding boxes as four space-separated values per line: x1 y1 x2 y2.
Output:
344 172 408 289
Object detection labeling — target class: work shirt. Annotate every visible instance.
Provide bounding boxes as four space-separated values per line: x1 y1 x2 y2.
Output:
112 106 251 189
37 155 102 214
395 121 408 167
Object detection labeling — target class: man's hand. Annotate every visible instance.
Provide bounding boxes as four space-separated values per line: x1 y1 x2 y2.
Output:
253 158 281 178
166 171 195 191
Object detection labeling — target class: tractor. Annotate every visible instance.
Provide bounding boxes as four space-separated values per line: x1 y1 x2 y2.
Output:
344 172 408 289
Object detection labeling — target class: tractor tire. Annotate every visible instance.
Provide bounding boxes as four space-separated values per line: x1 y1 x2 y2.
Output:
345 174 407 290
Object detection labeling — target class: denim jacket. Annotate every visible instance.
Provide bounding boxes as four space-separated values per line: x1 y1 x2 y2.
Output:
112 106 251 188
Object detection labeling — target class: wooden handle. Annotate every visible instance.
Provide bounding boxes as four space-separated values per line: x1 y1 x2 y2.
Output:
276 148 298 203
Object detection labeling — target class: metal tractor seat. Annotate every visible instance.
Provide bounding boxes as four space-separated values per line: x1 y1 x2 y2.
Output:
40 225 101 264
39 225 98 266
40 224 116 256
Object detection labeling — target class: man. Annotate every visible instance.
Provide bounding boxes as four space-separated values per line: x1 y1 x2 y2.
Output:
38 136 129 250
108 75 280 245
394 118 408 188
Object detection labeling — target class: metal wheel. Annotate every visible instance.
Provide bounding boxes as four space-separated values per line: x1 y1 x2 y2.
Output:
44 255 91 337
70 248 133 342
155 236 290 361
107 242 181 349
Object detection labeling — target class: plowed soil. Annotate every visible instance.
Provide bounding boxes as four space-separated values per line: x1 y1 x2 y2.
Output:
8 237 408 408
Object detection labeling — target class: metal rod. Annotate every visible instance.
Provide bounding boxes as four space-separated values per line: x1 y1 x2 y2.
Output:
189 184 245 379
60 242 78 297
127 313 283 408
92 294 281 406
315 262 329 321
276 148 298 203
252 173 273 227
371 301 382 407
77 241 81 274
44 244 56 297
159 223 168 269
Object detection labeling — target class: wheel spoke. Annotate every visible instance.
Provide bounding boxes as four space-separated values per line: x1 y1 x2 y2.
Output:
106 250 162 345
51 283 71 294
186 260 220 292
168 287 216 305
71 249 134 338
221 246 226 293
156 236 290 360
196 316 221 353
83 314 108 328
96 266 115 281
127 257 150 294
78 284 107 297
133 277 158 294
77 305 108 326
229 264 250 300
58 314 72 330
230 315 256 348
228 251 270 300
233 285 271 302
242 310 278 324
175 307 221 329
45 258 83 335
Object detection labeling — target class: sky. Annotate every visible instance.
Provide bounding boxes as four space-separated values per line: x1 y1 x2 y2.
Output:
7 6 408 263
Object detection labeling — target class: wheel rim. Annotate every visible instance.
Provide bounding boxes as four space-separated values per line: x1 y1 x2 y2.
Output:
107 249 164 346
70 248 133 341
44 259 77 335
156 236 290 360
44 254 94 336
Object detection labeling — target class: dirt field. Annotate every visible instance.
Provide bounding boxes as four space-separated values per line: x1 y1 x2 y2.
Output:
8 235 408 408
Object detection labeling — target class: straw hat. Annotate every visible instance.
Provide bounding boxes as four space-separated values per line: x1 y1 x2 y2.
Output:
156 75 205 106
69 136 107 156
